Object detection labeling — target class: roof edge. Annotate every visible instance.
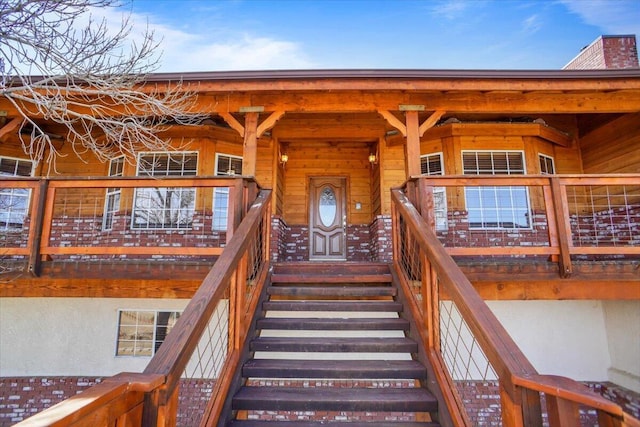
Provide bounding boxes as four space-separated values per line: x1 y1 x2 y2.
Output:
145 68 640 82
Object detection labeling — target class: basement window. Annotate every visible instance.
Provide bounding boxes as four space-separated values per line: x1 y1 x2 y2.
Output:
463 151 531 229
116 310 181 357
0 156 34 230
420 152 447 230
212 154 243 231
132 152 198 229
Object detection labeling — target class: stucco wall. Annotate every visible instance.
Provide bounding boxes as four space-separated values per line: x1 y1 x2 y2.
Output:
487 300 611 381
0 298 189 377
603 300 640 393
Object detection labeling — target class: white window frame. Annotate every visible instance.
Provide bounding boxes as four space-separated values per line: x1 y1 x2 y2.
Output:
0 156 35 231
131 152 198 230
102 156 125 231
538 153 556 175
462 150 532 230
420 152 447 231
115 309 182 357
212 153 243 231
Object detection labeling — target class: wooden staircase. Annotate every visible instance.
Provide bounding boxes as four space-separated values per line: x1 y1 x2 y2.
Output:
227 262 441 426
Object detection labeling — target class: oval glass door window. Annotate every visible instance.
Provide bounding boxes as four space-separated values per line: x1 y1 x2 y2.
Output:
319 186 337 227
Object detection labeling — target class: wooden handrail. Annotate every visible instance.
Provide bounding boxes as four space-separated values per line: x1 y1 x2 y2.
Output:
11 187 272 427
391 187 635 426
392 189 536 391
144 189 271 396
13 373 164 426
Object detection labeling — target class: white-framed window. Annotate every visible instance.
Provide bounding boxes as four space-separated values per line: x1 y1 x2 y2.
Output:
0 156 34 230
539 154 556 175
462 151 531 229
132 152 198 229
212 153 243 231
420 152 447 230
103 156 125 231
116 310 181 357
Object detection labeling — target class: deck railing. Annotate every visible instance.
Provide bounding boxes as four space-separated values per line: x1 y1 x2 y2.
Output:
0 176 261 275
13 188 272 427
403 174 640 277
391 185 639 426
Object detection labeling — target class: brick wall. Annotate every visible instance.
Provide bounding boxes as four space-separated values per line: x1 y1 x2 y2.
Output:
436 209 551 253
564 35 639 70
456 380 640 426
369 215 393 263
272 215 393 262
570 204 640 250
0 377 103 426
0 377 215 427
3 377 637 426
45 211 224 262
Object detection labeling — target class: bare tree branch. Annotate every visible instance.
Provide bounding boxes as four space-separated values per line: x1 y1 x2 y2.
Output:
0 0 205 172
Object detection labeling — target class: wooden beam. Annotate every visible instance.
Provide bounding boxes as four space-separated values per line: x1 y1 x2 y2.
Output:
0 117 22 141
243 112 259 176
405 111 421 177
257 110 285 137
378 110 407 136
419 110 446 137
219 112 244 137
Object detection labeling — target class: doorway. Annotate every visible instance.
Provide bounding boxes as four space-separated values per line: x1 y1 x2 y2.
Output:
309 177 347 260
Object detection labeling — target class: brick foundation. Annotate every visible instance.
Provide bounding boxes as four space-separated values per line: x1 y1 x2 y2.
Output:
3 377 638 426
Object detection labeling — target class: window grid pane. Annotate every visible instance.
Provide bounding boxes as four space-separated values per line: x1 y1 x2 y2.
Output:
213 154 243 231
463 151 531 230
103 156 125 230
0 157 34 230
116 310 181 357
420 153 447 231
132 153 198 230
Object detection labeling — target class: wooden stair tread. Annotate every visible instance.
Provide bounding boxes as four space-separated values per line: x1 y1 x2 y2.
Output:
229 422 439 427
257 317 410 330
272 262 391 275
272 273 392 283
264 300 403 312
232 386 438 412
243 359 426 379
267 286 396 297
251 337 417 352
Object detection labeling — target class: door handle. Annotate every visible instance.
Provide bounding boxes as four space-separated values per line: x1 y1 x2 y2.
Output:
342 215 347 232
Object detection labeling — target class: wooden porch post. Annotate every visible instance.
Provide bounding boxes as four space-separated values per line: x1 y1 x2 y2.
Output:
242 112 259 177
405 110 421 178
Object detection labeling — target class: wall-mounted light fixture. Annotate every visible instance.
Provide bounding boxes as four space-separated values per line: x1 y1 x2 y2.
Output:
368 142 379 167
279 142 289 169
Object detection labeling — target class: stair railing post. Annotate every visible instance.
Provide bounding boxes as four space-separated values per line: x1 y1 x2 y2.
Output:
499 380 525 427
549 177 573 278
234 253 249 350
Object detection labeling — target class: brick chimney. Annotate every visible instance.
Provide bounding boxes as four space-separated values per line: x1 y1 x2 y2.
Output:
563 35 639 69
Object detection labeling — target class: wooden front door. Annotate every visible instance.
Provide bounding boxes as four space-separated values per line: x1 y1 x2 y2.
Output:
309 177 347 260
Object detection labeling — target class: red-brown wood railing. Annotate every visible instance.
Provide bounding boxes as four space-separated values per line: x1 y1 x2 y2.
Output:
391 185 639 427
12 188 272 427
0 176 261 275
404 174 640 277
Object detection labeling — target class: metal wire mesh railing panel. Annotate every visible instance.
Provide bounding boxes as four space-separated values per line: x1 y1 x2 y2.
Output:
436 184 552 255
245 214 267 315
177 298 230 427
566 184 640 250
397 215 424 316
46 186 225 256
439 296 500 426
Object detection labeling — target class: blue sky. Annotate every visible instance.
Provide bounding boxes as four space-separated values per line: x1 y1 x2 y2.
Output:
115 0 640 71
